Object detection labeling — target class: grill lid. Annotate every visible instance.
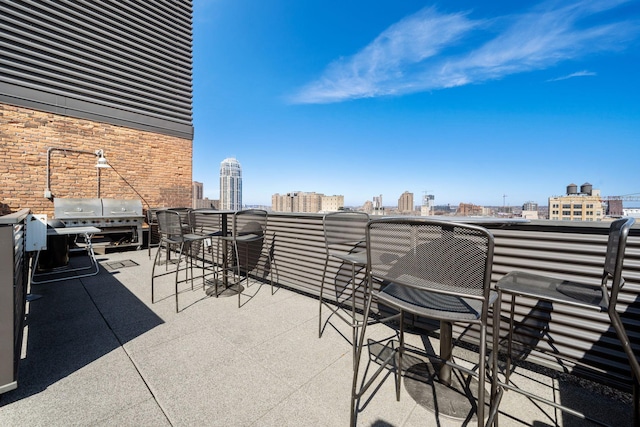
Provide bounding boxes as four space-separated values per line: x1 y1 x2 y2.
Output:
54 198 101 218
54 198 143 218
102 199 143 217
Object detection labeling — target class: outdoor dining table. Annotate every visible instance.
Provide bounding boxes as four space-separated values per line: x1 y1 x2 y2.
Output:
191 209 239 296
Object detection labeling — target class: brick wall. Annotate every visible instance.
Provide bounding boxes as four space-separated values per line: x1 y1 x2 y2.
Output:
0 103 192 217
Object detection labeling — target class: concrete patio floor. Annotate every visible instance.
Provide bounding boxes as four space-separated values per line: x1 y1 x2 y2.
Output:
0 248 633 426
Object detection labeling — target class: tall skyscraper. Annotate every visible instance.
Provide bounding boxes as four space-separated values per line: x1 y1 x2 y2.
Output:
220 157 242 210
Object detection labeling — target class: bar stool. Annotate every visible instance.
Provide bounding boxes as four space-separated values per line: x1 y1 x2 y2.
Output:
218 209 272 307
318 211 369 368
496 217 637 424
151 210 213 312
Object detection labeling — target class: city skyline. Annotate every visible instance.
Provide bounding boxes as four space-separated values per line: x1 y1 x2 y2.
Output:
192 0 640 207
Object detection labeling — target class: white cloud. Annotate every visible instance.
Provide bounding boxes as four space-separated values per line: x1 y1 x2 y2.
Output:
289 0 638 104
288 7 480 104
547 70 597 81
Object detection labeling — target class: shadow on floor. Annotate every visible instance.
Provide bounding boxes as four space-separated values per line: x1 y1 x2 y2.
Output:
0 255 163 405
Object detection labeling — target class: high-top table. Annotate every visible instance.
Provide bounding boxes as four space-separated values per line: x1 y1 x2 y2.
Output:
31 226 101 285
190 210 239 296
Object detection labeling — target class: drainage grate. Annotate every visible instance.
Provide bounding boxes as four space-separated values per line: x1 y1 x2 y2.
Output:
102 260 139 271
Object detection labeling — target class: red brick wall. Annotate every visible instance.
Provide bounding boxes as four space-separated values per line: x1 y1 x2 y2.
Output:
0 103 192 217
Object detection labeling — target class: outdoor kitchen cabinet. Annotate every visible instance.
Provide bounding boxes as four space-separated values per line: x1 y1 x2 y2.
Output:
0 209 29 394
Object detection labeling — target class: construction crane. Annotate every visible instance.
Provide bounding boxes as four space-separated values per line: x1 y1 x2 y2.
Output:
604 193 640 202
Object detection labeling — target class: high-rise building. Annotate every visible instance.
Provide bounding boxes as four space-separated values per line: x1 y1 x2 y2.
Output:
372 195 384 216
220 158 242 211
271 191 341 213
421 193 435 216
398 191 414 213
192 181 203 208
548 182 605 221
321 195 344 212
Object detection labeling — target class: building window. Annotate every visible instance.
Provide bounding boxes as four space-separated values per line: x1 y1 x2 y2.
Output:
574 204 582 209
562 204 571 209
562 211 571 216
573 211 582 216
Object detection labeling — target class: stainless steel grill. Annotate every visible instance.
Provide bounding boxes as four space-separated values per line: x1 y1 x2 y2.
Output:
54 198 144 249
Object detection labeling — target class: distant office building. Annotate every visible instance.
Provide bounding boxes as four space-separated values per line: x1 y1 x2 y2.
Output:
456 203 483 216
271 193 289 212
194 198 219 209
372 195 384 216
220 158 242 210
607 199 624 217
362 200 373 214
398 191 414 213
300 192 323 213
192 181 203 208
272 191 340 213
522 201 538 212
623 208 640 218
521 210 539 219
548 182 604 221
420 193 435 216
321 195 344 212
193 180 218 209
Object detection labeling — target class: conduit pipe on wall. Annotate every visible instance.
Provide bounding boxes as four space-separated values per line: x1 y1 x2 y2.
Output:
44 147 110 199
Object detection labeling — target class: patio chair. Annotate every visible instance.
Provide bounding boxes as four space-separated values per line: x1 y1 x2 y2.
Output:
146 208 160 258
350 218 501 427
496 216 638 424
218 209 273 307
151 209 213 312
188 208 228 290
318 211 369 367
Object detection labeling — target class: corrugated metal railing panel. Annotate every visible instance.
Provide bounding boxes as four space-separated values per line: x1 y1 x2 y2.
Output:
0 209 29 394
264 214 640 391
12 220 27 382
0 0 193 138
267 214 327 296
488 222 640 390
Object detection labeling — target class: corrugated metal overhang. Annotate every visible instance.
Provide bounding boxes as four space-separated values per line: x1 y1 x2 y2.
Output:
0 0 193 139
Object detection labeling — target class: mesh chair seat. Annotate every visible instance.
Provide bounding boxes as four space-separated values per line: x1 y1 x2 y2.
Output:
495 217 637 425
328 249 367 266
376 281 499 321
498 270 605 309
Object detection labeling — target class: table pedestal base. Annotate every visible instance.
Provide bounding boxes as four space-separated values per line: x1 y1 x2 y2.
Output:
404 361 488 422
204 278 244 297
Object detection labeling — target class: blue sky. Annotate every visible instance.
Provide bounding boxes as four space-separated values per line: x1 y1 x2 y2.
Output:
192 0 640 208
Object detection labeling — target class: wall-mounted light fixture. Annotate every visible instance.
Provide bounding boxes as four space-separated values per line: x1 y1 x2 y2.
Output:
95 149 110 169
44 147 111 199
